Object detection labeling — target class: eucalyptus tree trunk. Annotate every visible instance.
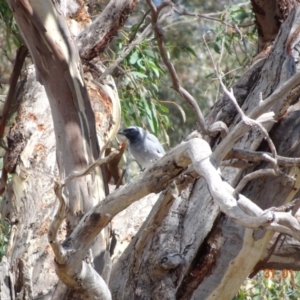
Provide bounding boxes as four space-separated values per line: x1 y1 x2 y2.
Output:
111 2 300 299
1 1 300 300
0 0 133 299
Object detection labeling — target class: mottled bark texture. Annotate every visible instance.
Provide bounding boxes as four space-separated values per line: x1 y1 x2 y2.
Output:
0 67 59 299
77 0 138 60
0 0 123 299
2 0 300 300
185 4 300 300
250 0 300 53
110 3 300 300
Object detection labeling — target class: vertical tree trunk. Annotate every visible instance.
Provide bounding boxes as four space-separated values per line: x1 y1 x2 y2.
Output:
251 0 294 52
110 4 300 299
1 0 300 299
0 0 126 298
0 67 59 299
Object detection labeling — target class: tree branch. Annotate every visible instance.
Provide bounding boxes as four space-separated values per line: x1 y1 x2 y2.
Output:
0 45 28 196
48 150 119 261
202 34 281 170
226 148 300 167
205 8 300 167
146 0 228 136
61 150 119 186
0 45 28 140
98 23 153 82
173 8 254 30
233 169 293 198
211 62 300 164
77 0 138 61
51 137 300 294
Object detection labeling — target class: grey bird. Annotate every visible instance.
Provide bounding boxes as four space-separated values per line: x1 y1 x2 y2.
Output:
118 126 165 169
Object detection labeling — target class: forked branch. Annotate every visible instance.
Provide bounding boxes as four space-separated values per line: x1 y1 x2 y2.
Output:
50 137 300 298
146 0 228 136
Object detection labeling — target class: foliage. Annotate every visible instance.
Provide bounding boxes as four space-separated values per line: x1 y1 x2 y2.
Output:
0 0 20 99
234 270 300 300
207 4 256 81
0 218 9 261
154 2 256 144
0 1 255 146
102 2 256 145
0 0 298 298
115 36 171 137
0 0 22 51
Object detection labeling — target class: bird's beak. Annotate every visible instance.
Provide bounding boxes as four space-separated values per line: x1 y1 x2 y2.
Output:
117 130 128 144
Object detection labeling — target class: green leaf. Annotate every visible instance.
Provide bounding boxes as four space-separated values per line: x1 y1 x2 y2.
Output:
149 101 158 134
144 49 156 58
129 51 139 64
213 43 220 54
142 97 152 119
232 12 250 23
172 46 180 59
130 23 139 32
158 103 169 113
137 58 146 71
151 83 159 92
131 71 147 79
184 46 197 58
161 100 186 123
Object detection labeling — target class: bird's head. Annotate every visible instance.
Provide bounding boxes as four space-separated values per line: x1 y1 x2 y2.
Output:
118 126 144 143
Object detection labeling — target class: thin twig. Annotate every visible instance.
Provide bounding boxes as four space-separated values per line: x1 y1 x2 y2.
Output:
99 24 152 81
174 9 236 29
0 45 28 140
48 150 119 263
128 9 151 44
99 9 169 82
203 35 279 172
146 0 227 136
173 0 254 30
62 150 119 187
233 169 294 198
48 182 68 265
147 0 206 130
226 148 300 167
192 1 250 18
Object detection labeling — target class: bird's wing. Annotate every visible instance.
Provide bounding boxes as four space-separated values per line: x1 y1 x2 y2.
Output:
146 133 165 155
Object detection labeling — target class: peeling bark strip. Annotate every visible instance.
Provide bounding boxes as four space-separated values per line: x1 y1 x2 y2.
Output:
0 45 28 195
53 136 300 299
77 0 138 61
251 0 293 53
0 45 28 140
5 0 107 297
6 0 101 215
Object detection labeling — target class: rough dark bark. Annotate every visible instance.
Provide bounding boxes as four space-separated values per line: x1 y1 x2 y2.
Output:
251 0 297 53
77 0 138 61
110 3 300 300
0 0 123 299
